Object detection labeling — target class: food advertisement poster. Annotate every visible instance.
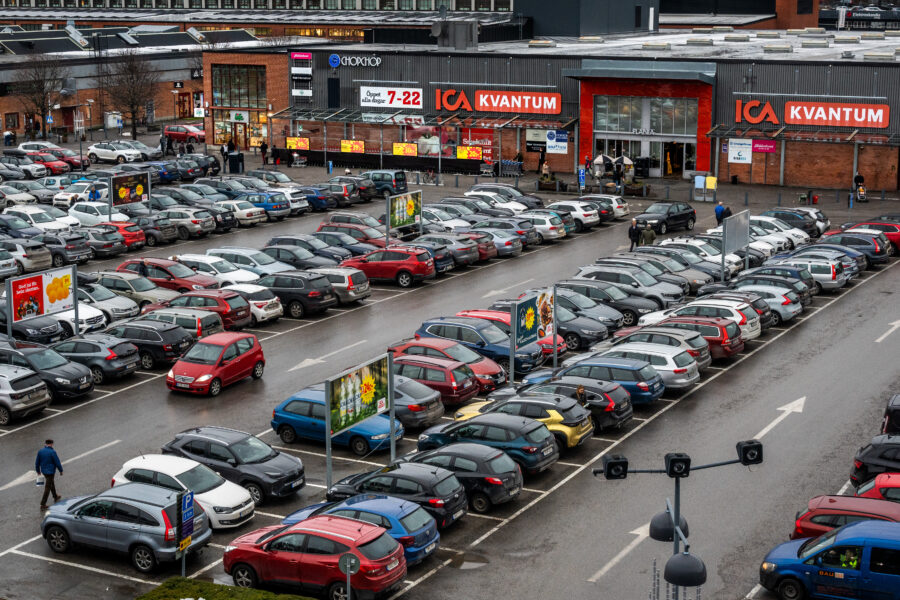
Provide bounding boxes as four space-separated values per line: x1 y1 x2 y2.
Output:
340 139 365 154
110 172 150 206
9 267 74 322
456 145 483 160
286 137 310 150
535 288 555 337
392 142 417 157
326 355 389 437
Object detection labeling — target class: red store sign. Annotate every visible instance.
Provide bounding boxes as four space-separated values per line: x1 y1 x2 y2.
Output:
736 99 890 129
435 89 562 114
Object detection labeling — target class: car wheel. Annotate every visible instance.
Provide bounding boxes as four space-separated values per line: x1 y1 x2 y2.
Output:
574 220 583 233
686 218 695 231
289 300 305 319
621 310 637 326
396 270 413 288
145 235 157 247
553 433 568 453
177 226 190 240
250 314 258 327
787 239 795 250
177 288 189 294
90 366 105 385
278 425 298 444
46 526 70 553
14 261 23 275
130 544 157 573
59 322 73 338
139 300 150 310
814 282 822 294
470 492 492 514
88 248 96 259
349 436 369 456
564 332 581 350
244 483 264 506
88 153 98 163
252 361 265 379
536 233 544 244
116 156 126 164
771 311 783 326
232 563 258 589
382 189 391 201
777 578 806 600
0 406 9 426
51 254 64 267
139 352 155 370
659 222 668 235
496 358 511 374
328 582 349 600
208 378 222 397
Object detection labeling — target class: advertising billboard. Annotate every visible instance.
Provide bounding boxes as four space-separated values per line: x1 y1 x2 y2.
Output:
534 288 555 337
514 294 539 347
111 172 150 206
9 267 74 322
340 140 365 154
723 210 750 254
326 355 390 437
392 142 417 157
360 86 423 110
456 145 483 160
727 139 752 164
388 191 422 229
286 137 310 150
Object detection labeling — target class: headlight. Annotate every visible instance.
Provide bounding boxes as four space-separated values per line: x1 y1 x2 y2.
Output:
192 284 204 290
25 328 39 335
370 433 389 440
167 369 174 378
196 374 213 383
692 279 704 284
647 219 659 224
418 434 429 441
213 506 229 514
638 308 653 314
224 545 236 553
54 377 71 385
760 562 776 573
582 330 603 335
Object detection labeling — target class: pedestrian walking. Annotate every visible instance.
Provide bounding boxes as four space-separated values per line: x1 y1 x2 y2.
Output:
220 142 227 161
260 140 268 165
166 136 174 157
186 141 194 155
583 154 592 177
627 218 641 251
722 206 733 220
35 439 62 511
714 201 725 225
613 164 623 194
537 149 546 175
271 144 279 165
178 142 186 156
640 223 656 246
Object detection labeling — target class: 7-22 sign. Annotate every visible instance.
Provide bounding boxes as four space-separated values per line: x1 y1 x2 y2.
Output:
360 86 423 110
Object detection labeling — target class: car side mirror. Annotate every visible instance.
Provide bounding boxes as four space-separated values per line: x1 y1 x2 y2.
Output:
631 282 639 288
227 458 237 466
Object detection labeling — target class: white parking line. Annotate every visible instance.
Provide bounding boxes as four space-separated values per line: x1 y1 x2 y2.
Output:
555 461 581 467
43 408 63 413
11 550 158 586
591 438 618 443
0 535 42 558
255 510 287 519
465 513 503 521
189 557 223 579
837 479 853 496
271 445 386 467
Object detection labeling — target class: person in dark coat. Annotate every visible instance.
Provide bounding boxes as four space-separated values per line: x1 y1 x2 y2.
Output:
640 223 656 246
227 139 235 153
35 439 62 510
165 136 174 157
627 218 641 251
178 142 186 156
260 141 269 165
722 206 733 220
186 141 194 155
614 164 624 194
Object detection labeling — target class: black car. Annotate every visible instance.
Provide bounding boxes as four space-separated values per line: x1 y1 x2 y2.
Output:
556 280 659 328
262 245 337 270
205 204 237 233
152 187 210 208
0 342 92 401
76 227 127 259
161 426 305 505
50 334 140 384
131 215 178 246
426 203 480 225
182 154 220 176
103 319 193 369
311 231 378 256
634 202 696 234
392 374 444 429
761 209 820 237
172 160 204 181
595 257 691 295
256 270 338 318
402 442 523 513
33 232 92 267
850 434 900 487
440 196 514 217
195 178 248 199
116 201 151 218
326 462 468 529
691 233 766 268
266 234 352 262
180 183 229 203
633 246 724 280
0 307 65 344
117 163 160 185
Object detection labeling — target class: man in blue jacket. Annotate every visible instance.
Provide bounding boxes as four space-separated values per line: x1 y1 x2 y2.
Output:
714 201 725 225
35 439 62 511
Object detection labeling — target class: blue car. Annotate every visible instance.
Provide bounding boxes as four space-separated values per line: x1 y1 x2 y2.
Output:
144 161 181 184
233 191 292 222
282 494 440 566
298 186 335 211
521 356 664 404
415 316 544 375
759 521 900 600
271 383 404 456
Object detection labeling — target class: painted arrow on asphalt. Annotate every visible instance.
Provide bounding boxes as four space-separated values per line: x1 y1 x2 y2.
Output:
0 439 121 492
588 523 650 582
875 320 900 344
288 340 368 372
481 278 535 299
754 397 805 439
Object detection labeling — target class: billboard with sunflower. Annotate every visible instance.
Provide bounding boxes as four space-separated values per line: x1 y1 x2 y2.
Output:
388 191 422 229
514 294 539 347
110 172 150 206
326 354 390 437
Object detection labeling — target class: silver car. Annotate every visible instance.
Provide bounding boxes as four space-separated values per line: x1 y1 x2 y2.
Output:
472 229 522 257
600 342 700 390
157 207 215 240
769 257 850 292
0 248 18 279
41 482 211 573
0 238 52 274
521 212 566 242
732 284 803 326
575 264 684 308
306 267 372 304
589 327 712 371
77 282 141 323
414 233 481 266
0 364 50 425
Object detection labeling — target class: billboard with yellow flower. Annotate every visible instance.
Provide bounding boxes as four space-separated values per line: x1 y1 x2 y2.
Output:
514 294 539 347
111 172 150 206
388 191 422 229
326 354 390 437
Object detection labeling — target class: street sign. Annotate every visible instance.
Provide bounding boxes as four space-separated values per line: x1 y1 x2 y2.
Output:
579 168 586 188
173 81 184 89
181 490 194 539
178 536 191 551
339 552 361 575
46 114 53 124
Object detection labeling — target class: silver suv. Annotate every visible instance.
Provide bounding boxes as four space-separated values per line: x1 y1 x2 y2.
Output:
157 207 215 240
41 482 211 573
575 264 684 308
0 364 50 425
770 257 849 292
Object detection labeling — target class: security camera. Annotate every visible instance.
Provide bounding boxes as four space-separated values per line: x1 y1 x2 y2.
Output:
665 453 691 478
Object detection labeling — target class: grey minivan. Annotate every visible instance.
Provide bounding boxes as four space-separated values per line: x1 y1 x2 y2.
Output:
575 264 684 309
41 482 211 573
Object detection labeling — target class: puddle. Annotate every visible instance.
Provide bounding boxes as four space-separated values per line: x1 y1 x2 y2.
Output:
447 552 489 570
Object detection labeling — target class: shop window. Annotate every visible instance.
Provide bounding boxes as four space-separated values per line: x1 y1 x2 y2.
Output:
324 0 338 7
341 0 354 7
649 141 661 170
455 0 470 8
362 0 376 8
684 144 696 171
221 0 233 8
475 0 490 9
211 65 267 110
254 0 267 5
379 0 394 7
153 0 165 6
205 0 217 6
494 0 509 9
399 0 412 9
48 0 60 6
140 0 152 6
189 0 201 6
307 0 320 7
5 113 18 131
171 0 183 6
273 0 284 6
416 0 430 7
289 0 302 7
634 5 642 28
63 0 75 6
34 0 46 6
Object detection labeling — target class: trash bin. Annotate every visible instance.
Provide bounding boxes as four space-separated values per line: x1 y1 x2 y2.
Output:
227 151 244 174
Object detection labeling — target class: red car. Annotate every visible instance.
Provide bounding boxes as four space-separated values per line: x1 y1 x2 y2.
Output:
223 515 407 597
857 472 900 503
317 222 400 248
791 494 900 539
455 309 566 357
166 332 263 396
393 355 481 406
143 289 252 330
98 221 146 250
26 152 70 174
388 337 506 392
44 147 90 170
117 257 219 292
341 247 435 288
617 315 744 360
163 124 205 142
455 231 499 261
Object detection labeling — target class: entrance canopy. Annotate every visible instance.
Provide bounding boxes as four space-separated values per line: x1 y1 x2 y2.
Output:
269 107 572 130
708 123 900 146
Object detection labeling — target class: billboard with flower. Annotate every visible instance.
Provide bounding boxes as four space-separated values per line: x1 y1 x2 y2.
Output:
326 354 390 437
388 191 422 229
514 294 539 347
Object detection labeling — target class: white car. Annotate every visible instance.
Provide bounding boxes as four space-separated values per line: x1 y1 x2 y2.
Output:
639 298 762 340
4 206 70 233
660 237 742 275
17 141 61 153
48 303 107 336
68 201 127 226
749 215 810 247
0 185 36 205
173 254 259 286
789 207 830 234
465 191 527 213
587 194 629 218
422 207 471 232
38 204 80 229
547 200 601 230
224 283 283 326
111 454 255 530
53 182 109 208
703 229 777 257
217 200 267 227
86 142 141 164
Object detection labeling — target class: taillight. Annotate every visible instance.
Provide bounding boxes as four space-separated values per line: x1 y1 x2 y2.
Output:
831 265 837 280
254 301 268 308
364 565 385 576
505 240 512 246
484 477 504 485
755 308 763 315
603 393 616 412
105 349 117 361
522 446 538 454
65 244 75 250
637 382 650 391
738 312 747 326
408 404 425 412
450 376 457 390
427 498 445 507
549 226 557 231
673 368 687 374
191 219 201 224
308 290 321 298
687 349 700 357
582 213 591 217
101 244 111 249
346 278 354 291
873 239 880 252
854 459 863 469
111 478 116 487
162 510 176 541
515 230 526 235
397 535 415 547
163 344 173 351
782 295 792 305
720 328 729 342
197 322 202 338
795 511 810 535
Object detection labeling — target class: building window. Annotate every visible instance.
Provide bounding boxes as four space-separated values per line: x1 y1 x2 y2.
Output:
415 0 430 7
380 0 394 8
211 64 267 110
325 0 338 7
63 0 75 6
398 0 412 8
254 0 267 7
475 0 490 10
273 0 285 7
455 0 470 8
797 0 812 14
237 0 249 6
221 0 233 7
140 0 152 6
289 0 302 6
5 113 19 130
362 0 375 7
250 26 271 35
204 0 217 6
307 0 320 7
189 0 201 6
494 0 509 9
153 0 165 6
341 0 353 6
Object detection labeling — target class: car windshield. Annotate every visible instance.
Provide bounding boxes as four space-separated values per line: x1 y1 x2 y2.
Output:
88 285 117 301
240 179 267 190
44 206 67 219
427 208 452 220
361 226 382 239
27 349 69 369
95 206 118 216
268 172 292 183
798 529 839 560
110 143 132 150
178 464 224 494
633 271 657 286
289 247 314 259
4 217 29 229
190 184 217 195
442 343 482 364
230 436 276 464
155 218 172 227
636 262 664 276
242 251 273 265
564 291 595 309
29 212 54 224
645 204 670 214
180 342 223 365
400 506 433 532
358 532 399 560
210 259 238 273
58 149 77 157
165 263 195 278
480 324 508 344
154 196 178 207
450 203 475 215
130 277 157 292
470 199 492 210
330 233 358 245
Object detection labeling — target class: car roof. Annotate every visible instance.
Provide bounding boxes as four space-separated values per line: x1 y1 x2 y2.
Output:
307 267 359 276
503 395 578 410
393 337 455 350
0 364 36 378
337 494 420 516
176 254 219 263
290 515 383 543
80 333 128 346
608 342 685 357
197 332 253 346
123 319 182 332
426 316 495 329
148 307 215 318
99 481 178 506
874 472 900 487
660 315 733 327
626 326 698 339
831 520 900 542
122 453 199 474
212 246 259 255
394 355 465 369
808 495 900 518
574 355 647 368
223 283 267 293
423 442 501 459
546 375 619 392
96 270 141 280
181 289 237 298
467 412 540 430
177 425 251 444
689 298 748 309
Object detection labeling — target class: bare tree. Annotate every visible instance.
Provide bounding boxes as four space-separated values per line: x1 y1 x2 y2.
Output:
100 49 160 140
11 54 70 140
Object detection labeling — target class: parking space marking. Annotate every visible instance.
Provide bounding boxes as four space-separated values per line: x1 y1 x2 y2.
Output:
255 510 287 519
189 557 223 579
837 479 853 496
305 482 327 489
11 550 158 586
135 371 160 376
271 445 386 467
591 438 618 443
43 408 63 413
0 534 42 558
555 461 581 467
2 439 121 492
465 513 503 522
521 487 543 493
630 417 647 422
705 365 728 370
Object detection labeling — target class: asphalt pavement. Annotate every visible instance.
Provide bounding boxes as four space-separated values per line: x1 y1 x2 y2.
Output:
0 168 897 600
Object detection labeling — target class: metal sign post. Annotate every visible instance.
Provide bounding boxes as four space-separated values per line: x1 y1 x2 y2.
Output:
179 490 194 577
339 552 361 600
387 352 395 463
325 384 333 490
509 305 517 387
5 278 11 341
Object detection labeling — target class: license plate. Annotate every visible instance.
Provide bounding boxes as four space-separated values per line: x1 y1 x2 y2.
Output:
79 382 90 389
463 380 471 388
425 543 436 554
509 485 520 495
176 382 190 389
291 477 304 488
386 559 399 571
180 341 189 348
541 446 554 456
452 509 464 520
50 335 61 342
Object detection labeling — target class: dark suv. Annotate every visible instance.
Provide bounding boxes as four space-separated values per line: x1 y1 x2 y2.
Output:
361 169 408 198
161 426 305 506
103 319 193 369
634 202 696 234
851 434 900 487
761 209 820 237
0 342 92 401
255 270 338 318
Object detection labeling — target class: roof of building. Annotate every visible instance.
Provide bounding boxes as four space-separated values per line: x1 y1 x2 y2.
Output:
659 13 775 26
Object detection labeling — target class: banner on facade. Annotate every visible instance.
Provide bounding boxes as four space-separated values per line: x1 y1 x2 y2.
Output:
456 146 483 160
727 138 752 164
360 86 423 110
392 143 417 157
751 140 776 153
461 128 493 162
286 137 310 150
340 140 365 154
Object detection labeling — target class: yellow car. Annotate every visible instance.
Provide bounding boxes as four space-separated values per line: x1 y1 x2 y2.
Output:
454 396 594 450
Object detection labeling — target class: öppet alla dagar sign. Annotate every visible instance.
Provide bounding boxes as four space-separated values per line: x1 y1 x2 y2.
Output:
435 89 562 114
736 99 890 129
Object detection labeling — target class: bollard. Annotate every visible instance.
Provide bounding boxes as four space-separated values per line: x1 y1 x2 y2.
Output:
515 175 519 188
474 175 478 185
534 180 539 191
556 180 560 192
455 174 459 188
416 172 420 185
744 192 748 206
665 186 670 200
882 189 886 202
494 175 499 183
777 192 781 206
643 183 647 197
835 190 840 204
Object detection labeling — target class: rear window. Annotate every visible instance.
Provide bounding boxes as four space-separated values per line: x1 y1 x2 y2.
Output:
487 452 517 474
225 295 248 310
856 479 876 495
247 288 275 301
724 322 740 338
524 425 551 443
433 475 461 496
201 315 221 329
637 365 657 380
451 366 475 382
10 374 42 390
358 532 399 560
95 232 119 241
786 291 800 303
394 172 407 182
673 352 694 368
559 404 588 422
686 335 706 350
124 225 141 233
309 276 332 290
350 271 368 285
399 507 433 533
416 252 431 262
738 307 757 322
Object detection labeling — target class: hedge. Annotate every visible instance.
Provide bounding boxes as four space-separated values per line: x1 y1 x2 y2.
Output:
137 577 315 600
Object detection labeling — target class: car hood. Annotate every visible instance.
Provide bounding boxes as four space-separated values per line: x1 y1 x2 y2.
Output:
194 478 252 507
171 359 217 379
94 295 138 311
44 362 91 380
150 287 182 302
228 269 260 283
305 255 338 268
578 303 623 321
282 501 333 525
763 538 806 564
13 226 44 237
635 212 669 221
37 222 69 231
319 247 352 260
520 369 556 384
258 450 303 474
468 356 503 376
258 261 293 274
564 313 609 333
44 495 89 517
350 413 397 436
348 242 378 254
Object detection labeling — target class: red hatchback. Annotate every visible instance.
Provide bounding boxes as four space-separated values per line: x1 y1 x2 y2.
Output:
45 147 90 170
455 231 499 262
98 221 146 250
791 494 900 539
857 472 900 503
617 316 744 360
143 289 252 330
389 337 506 393
455 309 566 357
166 332 265 396
316 222 400 248
392 355 480 406
26 152 70 174
117 257 219 292
224 515 407 599
341 247 435 288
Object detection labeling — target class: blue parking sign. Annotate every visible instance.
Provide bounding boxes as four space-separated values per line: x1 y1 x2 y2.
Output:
182 491 194 521
578 168 585 187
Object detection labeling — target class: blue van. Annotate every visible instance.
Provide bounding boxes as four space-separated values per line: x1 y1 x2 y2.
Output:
271 384 404 456
760 520 900 600
520 356 665 404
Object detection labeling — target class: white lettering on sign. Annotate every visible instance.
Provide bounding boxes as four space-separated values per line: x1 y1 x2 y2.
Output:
359 86 423 110
475 92 559 112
